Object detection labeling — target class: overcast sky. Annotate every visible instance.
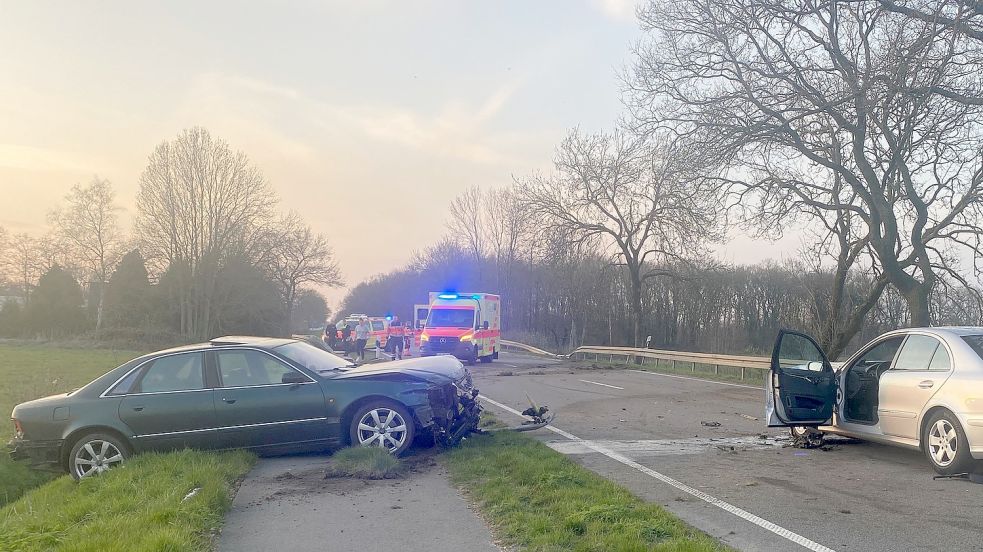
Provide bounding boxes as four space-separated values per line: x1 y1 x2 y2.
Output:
0 0 802 307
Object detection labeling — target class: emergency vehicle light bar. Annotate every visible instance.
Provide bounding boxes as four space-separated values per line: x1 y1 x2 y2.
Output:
436 293 482 300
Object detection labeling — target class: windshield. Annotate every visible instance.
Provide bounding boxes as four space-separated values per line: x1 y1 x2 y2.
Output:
427 308 475 328
961 335 983 360
275 342 352 372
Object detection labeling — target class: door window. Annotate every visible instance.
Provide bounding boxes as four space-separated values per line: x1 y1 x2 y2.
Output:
928 344 952 371
776 333 825 371
894 335 941 371
217 350 302 387
135 353 205 393
851 337 904 371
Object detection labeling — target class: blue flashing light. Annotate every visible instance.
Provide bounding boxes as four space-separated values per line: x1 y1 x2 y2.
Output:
471 294 481 299
385 315 393 321
437 293 459 300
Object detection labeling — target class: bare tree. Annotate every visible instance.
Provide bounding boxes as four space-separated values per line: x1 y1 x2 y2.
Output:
4 233 45 303
628 0 983 326
260 212 343 334
136 127 276 338
49 177 124 329
447 185 486 262
520 128 721 346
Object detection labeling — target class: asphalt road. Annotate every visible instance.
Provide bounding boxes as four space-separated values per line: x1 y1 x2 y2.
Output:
475 353 983 552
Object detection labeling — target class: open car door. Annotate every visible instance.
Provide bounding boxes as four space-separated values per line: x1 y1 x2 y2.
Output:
767 329 836 427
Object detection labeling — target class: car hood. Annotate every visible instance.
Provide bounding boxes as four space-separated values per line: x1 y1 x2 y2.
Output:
330 355 468 384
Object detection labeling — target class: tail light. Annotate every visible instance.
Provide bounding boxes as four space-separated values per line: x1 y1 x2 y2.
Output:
13 419 24 439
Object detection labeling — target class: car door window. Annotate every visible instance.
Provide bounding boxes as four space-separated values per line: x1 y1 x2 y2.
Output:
894 335 941 371
134 353 205 393
852 337 903 371
928 344 952 371
217 350 302 387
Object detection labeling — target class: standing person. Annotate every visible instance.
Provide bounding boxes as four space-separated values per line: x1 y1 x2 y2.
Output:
404 321 413 356
387 315 405 360
341 323 353 354
354 316 371 362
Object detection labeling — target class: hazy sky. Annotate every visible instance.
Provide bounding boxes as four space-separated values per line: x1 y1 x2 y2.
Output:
0 0 801 307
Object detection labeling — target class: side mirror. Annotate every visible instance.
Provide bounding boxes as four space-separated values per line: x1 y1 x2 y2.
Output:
482 321 489 330
282 372 308 384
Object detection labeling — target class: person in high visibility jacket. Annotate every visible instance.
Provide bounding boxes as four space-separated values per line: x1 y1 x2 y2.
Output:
387 315 405 360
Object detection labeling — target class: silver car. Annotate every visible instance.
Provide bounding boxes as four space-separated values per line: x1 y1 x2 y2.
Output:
766 327 983 475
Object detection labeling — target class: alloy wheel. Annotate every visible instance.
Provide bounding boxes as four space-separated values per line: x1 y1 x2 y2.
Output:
356 408 408 453
928 419 958 467
74 439 125 478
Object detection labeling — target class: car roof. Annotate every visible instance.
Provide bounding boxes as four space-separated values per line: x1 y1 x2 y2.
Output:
883 326 983 338
150 336 299 356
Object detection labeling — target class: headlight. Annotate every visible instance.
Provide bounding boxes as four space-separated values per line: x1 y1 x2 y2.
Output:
420 333 429 342
460 332 474 341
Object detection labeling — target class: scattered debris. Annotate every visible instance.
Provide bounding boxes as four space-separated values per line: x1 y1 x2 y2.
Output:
737 413 759 421
496 370 514 376
182 487 201 502
838 509 852 514
701 421 722 427
793 451 809 457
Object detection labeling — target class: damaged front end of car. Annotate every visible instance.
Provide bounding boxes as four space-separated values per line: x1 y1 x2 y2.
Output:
425 377 483 446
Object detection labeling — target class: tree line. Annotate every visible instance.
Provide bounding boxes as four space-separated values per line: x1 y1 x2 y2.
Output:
0 127 340 344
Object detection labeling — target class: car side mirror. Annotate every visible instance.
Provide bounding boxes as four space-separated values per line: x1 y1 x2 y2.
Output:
282 372 308 384
806 361 824 372
482 321 489 330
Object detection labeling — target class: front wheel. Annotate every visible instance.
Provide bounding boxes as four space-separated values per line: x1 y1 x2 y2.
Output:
350 400 415 456
69 432 130 480
923 410 974 475
790 426 824 448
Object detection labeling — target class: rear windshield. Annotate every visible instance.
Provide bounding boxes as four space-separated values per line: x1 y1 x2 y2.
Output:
961 335 983 360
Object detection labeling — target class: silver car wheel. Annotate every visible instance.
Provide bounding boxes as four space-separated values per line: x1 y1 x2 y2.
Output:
356 408 408 453
928 419 959 468
74 439 125 478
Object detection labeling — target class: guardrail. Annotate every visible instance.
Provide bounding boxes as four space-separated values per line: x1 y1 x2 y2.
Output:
571 345 770 382
498 339 561 358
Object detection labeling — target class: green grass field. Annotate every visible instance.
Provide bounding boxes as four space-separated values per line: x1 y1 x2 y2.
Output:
0 344 146 506
0 449 253 552
446 429 727 551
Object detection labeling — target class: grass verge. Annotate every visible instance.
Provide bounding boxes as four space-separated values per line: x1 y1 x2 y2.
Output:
0 449 254 552
446 429 727 551
0 344 145 506
324 447 402 479
572 357 765 388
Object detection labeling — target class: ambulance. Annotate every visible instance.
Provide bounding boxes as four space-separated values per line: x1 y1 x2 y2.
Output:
330 314 389 348
419 292 500 365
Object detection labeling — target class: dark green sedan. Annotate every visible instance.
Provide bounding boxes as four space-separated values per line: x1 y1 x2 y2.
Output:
8 336 480 479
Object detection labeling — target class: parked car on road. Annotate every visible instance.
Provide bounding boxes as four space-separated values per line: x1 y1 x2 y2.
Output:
767 327 983 474
8 336 480 479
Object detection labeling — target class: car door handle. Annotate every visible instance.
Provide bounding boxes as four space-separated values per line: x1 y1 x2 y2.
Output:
222 398 237 404
132 406 144 412
918 380 934 389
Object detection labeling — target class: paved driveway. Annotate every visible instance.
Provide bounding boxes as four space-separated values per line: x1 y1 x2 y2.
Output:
218 451 500 552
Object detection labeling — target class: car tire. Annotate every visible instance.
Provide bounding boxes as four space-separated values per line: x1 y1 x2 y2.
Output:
466 346 477 366
923 410 975 476
349 400 415 457
790 426 824 448
68 432 130 480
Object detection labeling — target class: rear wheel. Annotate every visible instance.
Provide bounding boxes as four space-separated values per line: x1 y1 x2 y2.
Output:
790 426 825 448
466 345 477 366
349 400 415 456
69 432 130 480
923 410 974 475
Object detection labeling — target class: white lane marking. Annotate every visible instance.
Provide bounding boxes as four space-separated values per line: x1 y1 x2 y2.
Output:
479 394 836 552
578 379 624 390
627 369 762 390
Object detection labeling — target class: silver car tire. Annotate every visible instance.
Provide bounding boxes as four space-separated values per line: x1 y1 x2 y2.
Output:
69 432 130 480
349 400 415 457
923 410 974 476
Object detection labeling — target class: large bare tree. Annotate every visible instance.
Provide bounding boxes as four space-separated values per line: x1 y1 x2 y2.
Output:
49 177 124 329
520 128 720 346
628 0 983 326
260 212 343 334
446 185 486 262
136 127 276 338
